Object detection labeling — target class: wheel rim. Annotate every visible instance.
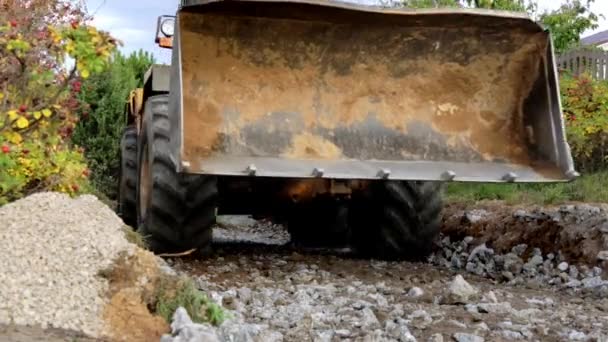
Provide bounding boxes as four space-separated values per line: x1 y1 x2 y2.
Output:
139 141 152 219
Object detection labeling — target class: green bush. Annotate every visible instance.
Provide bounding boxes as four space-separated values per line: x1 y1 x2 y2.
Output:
155 277 227 326
73 50 154 199
560 72 608 172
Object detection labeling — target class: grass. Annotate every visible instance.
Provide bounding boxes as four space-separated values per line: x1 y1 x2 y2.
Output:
155 277 228 326
446 171 608 205
121 225 149 250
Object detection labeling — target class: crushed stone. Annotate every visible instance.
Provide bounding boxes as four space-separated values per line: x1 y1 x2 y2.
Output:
0 192 135 338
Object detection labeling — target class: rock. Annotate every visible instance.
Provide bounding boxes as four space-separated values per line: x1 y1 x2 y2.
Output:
580 265 592 278
359 307 380 329
171 307 193 329
582 276 607 288
569 266 579 279
477 302 513 315
464 304 479 314
442 275 479 304
451 255 463 269
310 312 331 330
503 254 524 275
409 310 433 328
511 244 528 256
483 291 498 303
501 271 515 281
513 209 527 219
452 332 484 342
473 322 489 333
592 266 603 277
525 297 554 307
385 319 416 341
449 320 467 329
312 330 333 342
157 258 178 276
465 210 488 223
597 251 608 261
237 287 253 304
161 307 221 342
441 236 452 245
428 333 444 342
468 244 494 262
527 255 544 267
500 330 523 340
335 329 351 337
565 279 582 288
219 321 265 342
445 249 453 259
408 287 424 298
255 331 283 342
513 308 542 321
567 330 587 341
558 262 569 272
222 294 238 311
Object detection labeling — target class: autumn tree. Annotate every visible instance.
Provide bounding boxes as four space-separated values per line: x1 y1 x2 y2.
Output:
0 0 117 204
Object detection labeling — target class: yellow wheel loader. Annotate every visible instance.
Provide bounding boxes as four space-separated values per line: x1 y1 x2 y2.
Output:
117 0 578 260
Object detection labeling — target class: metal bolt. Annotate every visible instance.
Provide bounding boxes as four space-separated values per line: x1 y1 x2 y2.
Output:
502 172 518 182
312 168 324 177
441 170 456 181
245 164 257 176
566 170 580 180
377 169 391 179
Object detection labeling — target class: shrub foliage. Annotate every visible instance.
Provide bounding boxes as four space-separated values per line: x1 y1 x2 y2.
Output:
72 50 154 199
0 0 117 204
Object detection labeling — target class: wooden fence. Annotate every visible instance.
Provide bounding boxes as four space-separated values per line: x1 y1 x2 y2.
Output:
557 49 608 80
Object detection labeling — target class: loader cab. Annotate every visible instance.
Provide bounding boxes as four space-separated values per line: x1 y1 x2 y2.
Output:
155 15 175 49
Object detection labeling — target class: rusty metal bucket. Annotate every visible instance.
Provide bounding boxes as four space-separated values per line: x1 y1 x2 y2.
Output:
168 0 577 183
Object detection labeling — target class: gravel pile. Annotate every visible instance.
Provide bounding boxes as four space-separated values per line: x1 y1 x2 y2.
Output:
0 192 135 338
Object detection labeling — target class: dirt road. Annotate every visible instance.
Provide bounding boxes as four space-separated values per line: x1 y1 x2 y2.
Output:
163 211 608 342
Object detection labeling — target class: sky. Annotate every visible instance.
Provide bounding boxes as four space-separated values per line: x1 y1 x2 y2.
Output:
85 0 608 65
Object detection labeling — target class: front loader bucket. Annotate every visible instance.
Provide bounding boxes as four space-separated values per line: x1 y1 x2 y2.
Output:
169 0 577 182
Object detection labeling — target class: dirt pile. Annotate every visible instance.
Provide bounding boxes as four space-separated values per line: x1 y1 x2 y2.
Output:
441 202 608 270
101 249 170 342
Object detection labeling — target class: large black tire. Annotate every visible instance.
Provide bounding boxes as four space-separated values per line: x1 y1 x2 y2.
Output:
287 197 350 248
136 95 218 254
117 125 138 227
349 181 443 260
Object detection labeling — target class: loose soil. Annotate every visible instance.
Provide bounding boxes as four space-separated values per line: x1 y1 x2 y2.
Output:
442 201 608 271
